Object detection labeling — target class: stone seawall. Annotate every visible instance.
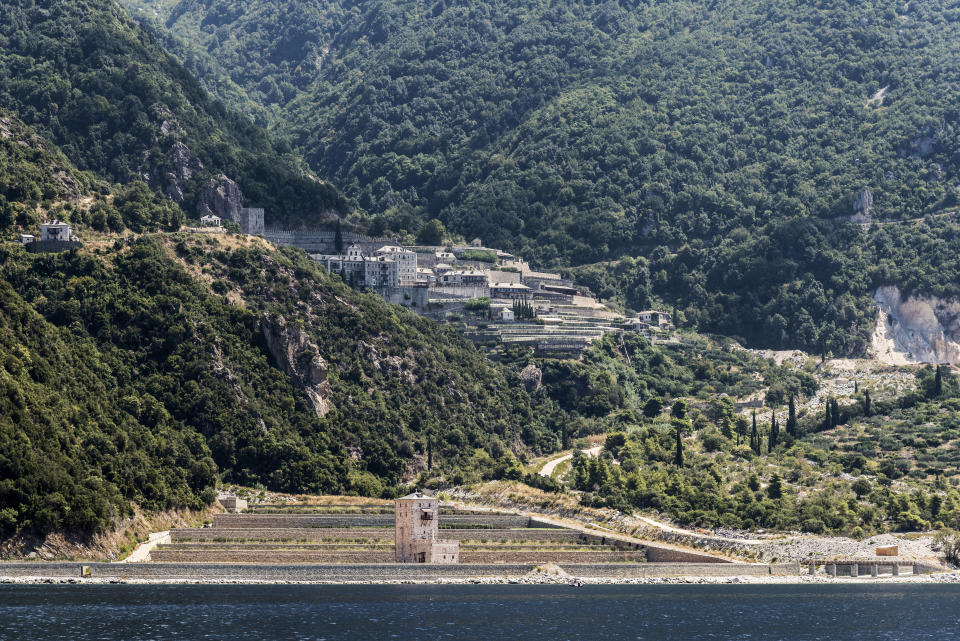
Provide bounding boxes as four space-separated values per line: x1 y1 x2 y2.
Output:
0 563 80 577
0 563 535 581
0 562 793 581
558 563 782 578
211 514 534 529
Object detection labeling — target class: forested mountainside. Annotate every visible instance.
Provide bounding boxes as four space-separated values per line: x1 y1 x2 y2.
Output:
4 118 960 541
0 0 345 225
0 116 569 539
0 231 573 537
122 0 959 250
121 0 960 354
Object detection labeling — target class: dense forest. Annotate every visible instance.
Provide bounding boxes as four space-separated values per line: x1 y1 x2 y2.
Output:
0 0 345 225
120 0 960 354
128 0 960 249
0 119 572 536
0 229 579 536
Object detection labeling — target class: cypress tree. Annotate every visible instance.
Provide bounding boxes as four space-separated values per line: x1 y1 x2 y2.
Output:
334 219 344 253
787 395 797 436
427 434 433 470
864 389 872 418
770 412 779 450
825 398 838 429
675 423 684 467
750 411 760 455
935 365 944 397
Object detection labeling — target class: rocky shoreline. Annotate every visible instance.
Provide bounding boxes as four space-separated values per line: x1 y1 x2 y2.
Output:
4 573 960 586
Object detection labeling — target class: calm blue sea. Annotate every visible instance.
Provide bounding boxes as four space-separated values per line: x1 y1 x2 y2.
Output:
2 583 959 640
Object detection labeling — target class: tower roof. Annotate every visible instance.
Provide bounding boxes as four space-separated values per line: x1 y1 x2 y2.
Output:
397 491 436 501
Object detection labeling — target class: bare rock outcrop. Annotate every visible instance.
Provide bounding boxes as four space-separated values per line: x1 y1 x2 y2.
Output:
162 142 203 201
140 142 204 202
260 314 332 416
872 286 960 364
850 187 873 223
519 364 542 392
197 174 244 223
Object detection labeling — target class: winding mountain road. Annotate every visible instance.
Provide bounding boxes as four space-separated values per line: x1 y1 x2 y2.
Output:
539 446 603 478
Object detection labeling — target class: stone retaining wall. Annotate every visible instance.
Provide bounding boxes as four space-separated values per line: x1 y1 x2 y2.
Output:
172 527 581 543
171 528 393 542
150 550 396 563
211 514 533 529
150 550 646 564
644 545 729 563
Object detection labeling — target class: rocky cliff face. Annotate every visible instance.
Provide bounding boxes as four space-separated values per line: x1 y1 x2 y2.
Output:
196 174 244 223
140 142 204 203
161 142 203 201
260 314 332 416
849 187 874 223
872 286 960 364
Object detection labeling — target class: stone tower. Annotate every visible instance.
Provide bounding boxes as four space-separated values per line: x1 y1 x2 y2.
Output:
394 492 459 563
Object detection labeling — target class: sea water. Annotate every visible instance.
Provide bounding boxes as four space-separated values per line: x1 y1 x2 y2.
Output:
2 583 959 640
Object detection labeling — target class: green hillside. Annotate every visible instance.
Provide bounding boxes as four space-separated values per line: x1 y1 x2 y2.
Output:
2 118 955 541
0 122 568 537
118 0 960 354
0 0 345 225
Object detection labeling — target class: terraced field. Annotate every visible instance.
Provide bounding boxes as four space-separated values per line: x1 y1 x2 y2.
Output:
157 504 647 564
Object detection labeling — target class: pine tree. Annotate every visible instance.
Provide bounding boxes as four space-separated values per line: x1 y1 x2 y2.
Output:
736 416 747 446
787 395 797 436
720 416 733 440
767 473 783 500
864 389 872 418
334 219 344 253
